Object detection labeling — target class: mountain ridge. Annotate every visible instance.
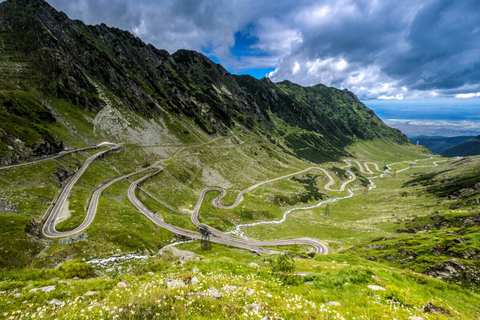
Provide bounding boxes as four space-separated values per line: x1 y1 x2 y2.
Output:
410 135 476 155
0 0 407 166
442 135 480 157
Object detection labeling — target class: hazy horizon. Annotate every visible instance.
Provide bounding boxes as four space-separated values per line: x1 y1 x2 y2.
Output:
361 98 480 137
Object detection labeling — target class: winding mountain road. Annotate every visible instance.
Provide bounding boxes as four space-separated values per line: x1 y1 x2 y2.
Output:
0 146 100 171
36 140 439 256
190 165 356 231
187 165 361 254
38 145 328 253
42 143 121 237
127 168 328 254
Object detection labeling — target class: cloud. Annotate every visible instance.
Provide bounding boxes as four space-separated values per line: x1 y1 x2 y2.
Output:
378 95 396 100
267 0 480 99
455 92 480 99
46 0 480 100
378 94 403 100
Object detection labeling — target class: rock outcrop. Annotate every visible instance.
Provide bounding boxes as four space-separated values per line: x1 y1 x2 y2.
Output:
158 246 199 263
425 259 480 285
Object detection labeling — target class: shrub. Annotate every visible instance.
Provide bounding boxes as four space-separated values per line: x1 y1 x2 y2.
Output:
382 285 411 305
271 254 300 285
59 259 94 279
280 273 301 285
271 254 295 274
305 267 373 289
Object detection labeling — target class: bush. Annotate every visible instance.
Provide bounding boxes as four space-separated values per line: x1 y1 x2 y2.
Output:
271 254 295 274
382 285 411 305
59 259 94 279
280 273 301 285
305 267 373 289
271 254 300 285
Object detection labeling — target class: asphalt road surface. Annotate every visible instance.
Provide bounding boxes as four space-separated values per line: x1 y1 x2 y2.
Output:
0 146 100 171
42 143 121 237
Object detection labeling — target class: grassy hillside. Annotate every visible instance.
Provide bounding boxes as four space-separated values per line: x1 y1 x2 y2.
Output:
0 247 479 319
442 136 480 157
348 156 480 288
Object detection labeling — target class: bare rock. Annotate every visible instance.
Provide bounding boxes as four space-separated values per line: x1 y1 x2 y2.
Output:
29 285 56 293
59 233 87 245
190 276 199 285
425 259 480 284
158 246 199 263
0 201 19 214
367 285 386 291
84 291 97 296
423 302 449 315
250 303 262 313
246 288 255 297
116 282 128 288
248 262 261 270
166 280 186 289
54 168 74 182
221 285 237 292
208 287 223 299
48 299 65 307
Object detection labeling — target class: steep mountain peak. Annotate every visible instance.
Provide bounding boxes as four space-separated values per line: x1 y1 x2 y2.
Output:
0 0 407 165
172 49 234 85
261 76 273 84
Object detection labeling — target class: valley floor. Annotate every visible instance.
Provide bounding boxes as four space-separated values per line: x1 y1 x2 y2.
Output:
1 133 480 319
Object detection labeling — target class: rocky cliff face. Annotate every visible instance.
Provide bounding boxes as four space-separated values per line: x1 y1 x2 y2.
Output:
0 0 408 165
0 133 63 166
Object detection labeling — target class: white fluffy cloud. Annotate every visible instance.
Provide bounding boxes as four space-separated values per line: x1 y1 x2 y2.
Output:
455 92 480 99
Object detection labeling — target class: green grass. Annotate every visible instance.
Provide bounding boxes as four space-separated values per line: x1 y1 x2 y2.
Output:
1 124 480 318
344 156 480 287
0 249 479 319
0 214 41 270
348 138 434 163
235 161 451 250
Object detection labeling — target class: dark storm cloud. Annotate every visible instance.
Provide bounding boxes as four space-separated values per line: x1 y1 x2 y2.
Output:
46 0 480 99
384 0 480 92
47 0 311 54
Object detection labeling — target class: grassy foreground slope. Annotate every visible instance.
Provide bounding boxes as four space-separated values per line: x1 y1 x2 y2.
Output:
0 246 479 319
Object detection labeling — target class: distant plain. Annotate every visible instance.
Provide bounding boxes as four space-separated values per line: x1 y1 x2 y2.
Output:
363 99 480 137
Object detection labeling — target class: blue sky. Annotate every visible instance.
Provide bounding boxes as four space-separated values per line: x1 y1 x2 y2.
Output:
47 0 480 115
